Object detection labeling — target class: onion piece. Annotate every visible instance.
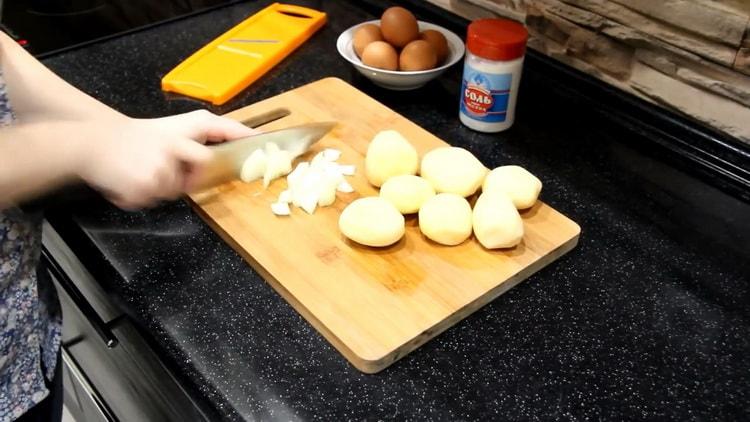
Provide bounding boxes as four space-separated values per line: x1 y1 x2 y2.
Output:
310 151 329 168
263 143 293 188
271 146 356 215
240 149 267 183
322 148 342 161
270 202 291 216
318 184 337 206
339 164 356 176
337 180 354 193
297 190 318 214
288 162 309 186
278 190 292 204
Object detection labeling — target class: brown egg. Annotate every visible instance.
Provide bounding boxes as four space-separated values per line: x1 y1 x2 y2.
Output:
361 41 399 71
399 40 437 71
380 7 419 48
353 24 383 58
420 29 449 64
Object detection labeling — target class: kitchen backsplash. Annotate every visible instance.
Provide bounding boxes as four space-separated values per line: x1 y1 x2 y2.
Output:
427 0 750 144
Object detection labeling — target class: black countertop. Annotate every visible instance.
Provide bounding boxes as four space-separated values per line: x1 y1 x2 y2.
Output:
40 0 750 420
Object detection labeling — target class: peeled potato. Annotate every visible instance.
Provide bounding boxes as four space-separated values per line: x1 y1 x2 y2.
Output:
472 191 524 249
339 197 405 247
365 130 419 187
418 193 473 245
420 147 488 197
379 175 435 214
482 165 542 209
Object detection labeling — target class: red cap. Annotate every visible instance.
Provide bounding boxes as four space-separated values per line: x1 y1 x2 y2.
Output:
466 18 528 61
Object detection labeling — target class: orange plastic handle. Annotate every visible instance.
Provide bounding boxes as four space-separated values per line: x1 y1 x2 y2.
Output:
161 3 326 105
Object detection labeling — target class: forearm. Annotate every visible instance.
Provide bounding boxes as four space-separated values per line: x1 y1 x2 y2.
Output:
0 120 87 208
0 32 122 122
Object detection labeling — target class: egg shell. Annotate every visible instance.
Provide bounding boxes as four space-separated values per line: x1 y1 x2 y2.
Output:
361 41 399 71
353 24 383 58
399 40 437 71
380 7 419 48
420 29 449 64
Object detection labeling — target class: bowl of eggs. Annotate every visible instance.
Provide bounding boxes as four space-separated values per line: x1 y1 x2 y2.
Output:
337 7 465 90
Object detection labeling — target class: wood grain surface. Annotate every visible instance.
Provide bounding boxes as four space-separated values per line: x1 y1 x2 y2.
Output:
188 78 581 373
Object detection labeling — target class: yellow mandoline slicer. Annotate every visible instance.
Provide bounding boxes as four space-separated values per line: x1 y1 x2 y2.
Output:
161 3 326 105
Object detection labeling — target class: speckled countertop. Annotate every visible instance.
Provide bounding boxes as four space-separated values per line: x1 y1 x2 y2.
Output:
40 0 750 420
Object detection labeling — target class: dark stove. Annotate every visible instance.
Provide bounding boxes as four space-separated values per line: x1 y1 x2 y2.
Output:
1 0 245 57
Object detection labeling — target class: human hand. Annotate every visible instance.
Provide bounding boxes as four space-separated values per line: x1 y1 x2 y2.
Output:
78 110 256 209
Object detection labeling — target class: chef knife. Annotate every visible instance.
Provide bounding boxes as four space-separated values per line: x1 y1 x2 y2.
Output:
190 121 336 191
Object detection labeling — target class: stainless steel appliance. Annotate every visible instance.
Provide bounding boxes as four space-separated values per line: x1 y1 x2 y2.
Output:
0 0 244 56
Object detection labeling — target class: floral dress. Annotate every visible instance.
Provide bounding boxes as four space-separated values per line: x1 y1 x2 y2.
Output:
0 71 62 421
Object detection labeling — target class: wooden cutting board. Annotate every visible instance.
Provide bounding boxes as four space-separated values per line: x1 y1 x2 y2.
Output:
189 78 580 373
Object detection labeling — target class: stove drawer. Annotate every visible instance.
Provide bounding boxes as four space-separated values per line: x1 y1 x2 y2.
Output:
62 346 116 422
42 225 208 422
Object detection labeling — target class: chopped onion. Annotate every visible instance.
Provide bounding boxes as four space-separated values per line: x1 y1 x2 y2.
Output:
288 162 309 186
318 185 337 206
263 143 292 188
297 191 318 214
321 162 343 179
278 190 292 203
310 151 329 168
240 149 267 183
337 180 354 193
270 147 355 215
270 202 291 216
338 164 356 176
322 148 342 161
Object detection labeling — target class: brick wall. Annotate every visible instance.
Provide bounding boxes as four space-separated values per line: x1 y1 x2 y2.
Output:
427 0 750 143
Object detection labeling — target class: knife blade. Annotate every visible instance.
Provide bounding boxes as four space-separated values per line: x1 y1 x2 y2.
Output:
190 121 337 191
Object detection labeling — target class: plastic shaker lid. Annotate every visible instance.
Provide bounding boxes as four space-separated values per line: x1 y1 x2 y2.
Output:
466 18 528 61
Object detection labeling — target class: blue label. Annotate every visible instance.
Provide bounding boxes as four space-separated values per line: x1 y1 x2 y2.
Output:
460 62 512 123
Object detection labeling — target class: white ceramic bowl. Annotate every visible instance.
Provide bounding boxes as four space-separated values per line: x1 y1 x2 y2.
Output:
337 20 465 90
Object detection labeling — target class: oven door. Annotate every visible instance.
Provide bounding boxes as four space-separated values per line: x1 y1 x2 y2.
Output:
42 223 209 422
